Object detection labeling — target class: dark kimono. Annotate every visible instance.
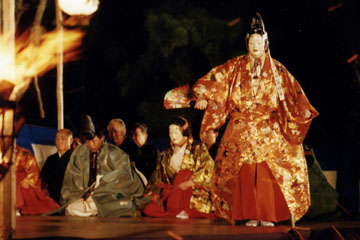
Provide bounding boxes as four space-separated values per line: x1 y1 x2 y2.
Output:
133 144 159 180
40 149 72 203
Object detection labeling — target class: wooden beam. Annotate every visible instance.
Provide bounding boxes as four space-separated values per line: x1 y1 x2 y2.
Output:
0 148 16 240
0 1 16 239
56 0 64 130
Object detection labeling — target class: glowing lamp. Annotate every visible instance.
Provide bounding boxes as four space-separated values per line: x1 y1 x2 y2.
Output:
58 0 99 16
0 80 16 181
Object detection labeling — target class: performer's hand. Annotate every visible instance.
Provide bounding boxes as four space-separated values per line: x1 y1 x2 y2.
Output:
151 194 160 202
143 192 152 197
83 192 91 201
21 181 29 189
177 180 195 190
194 98 208 110
201 130 217 149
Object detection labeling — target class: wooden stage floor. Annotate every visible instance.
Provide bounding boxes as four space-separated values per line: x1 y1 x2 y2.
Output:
12 216 360 240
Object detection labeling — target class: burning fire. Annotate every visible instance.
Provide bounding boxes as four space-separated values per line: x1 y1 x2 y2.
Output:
0 28 84 179
0 28 84 100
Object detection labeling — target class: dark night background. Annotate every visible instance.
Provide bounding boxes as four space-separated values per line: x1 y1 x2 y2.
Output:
17 0 360 214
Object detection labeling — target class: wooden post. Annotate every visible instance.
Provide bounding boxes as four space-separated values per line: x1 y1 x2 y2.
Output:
55 0 64 130
0 1 16 239
0 148 16 240
32 0 48 119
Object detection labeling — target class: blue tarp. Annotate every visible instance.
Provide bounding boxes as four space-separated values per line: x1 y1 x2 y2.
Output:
16 124 57 153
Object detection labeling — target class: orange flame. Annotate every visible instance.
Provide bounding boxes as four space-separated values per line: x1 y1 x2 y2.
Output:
0 28 84 176
0 28 84 98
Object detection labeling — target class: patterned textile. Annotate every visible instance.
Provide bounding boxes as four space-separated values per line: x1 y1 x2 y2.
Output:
192 53 319 222
145 140 214 215
164 84 196 109
144 169 213 218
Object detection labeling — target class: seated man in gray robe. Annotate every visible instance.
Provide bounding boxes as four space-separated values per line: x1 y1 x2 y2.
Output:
61 115 147 217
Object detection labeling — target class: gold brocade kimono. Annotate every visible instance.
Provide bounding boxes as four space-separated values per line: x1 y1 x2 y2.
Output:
146 140 214 214
192 54 319 222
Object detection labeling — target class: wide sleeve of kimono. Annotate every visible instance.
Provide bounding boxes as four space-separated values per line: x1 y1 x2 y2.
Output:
275 60 319 144
185 142 214 214
145 149 172 194
192 57 240 134
190 143 214 191
60 144 89 205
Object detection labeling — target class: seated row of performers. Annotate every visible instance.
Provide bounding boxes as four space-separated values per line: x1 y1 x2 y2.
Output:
16 114 310 227
59 115 214 218
16 117 158 216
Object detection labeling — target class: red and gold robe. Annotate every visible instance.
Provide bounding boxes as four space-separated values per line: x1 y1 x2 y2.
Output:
144 140 214 218
16 146 59 215
192 54 318 222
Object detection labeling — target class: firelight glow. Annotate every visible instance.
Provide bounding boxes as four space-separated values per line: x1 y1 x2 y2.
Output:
0 28 84 99
0 28 84 174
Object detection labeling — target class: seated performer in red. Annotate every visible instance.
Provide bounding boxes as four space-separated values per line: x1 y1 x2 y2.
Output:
16 146 60 215
143 116 214 219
